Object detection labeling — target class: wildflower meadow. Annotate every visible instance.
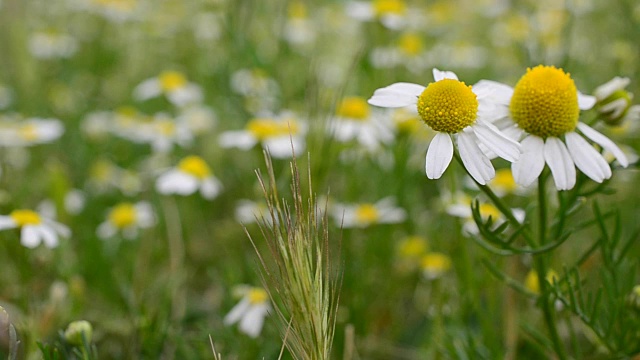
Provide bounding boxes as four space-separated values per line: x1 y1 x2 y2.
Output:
1 0 640 359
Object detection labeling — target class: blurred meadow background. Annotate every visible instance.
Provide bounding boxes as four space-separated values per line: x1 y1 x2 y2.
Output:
1 0 640 358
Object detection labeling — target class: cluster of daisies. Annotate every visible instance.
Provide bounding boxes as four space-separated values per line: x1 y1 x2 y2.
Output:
369 66 632 191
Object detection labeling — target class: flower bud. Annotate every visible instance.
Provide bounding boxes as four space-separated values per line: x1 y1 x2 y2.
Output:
64 320 92 346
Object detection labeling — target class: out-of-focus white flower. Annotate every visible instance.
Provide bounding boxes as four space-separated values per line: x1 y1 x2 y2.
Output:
230 69 280 113
370 32 430 74
65 189 87 215
96 202 155 240
594 77 640 126
346 0 409 30
224 286 271 338
133 71 203 107
421 252 452 280
28 31 78 59
235 199 272 225
88 159 142 196
219 111 306 158
330 96 394 152
71 0 140 22
156 156 222 200
332 197 407 228
0 117 64 147
445 193 525 235
176 105 217 135
0 209 70 248
283 1 317 46
113 112 193 153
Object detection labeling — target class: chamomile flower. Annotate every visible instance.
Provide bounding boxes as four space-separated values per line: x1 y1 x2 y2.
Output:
156 156 222 200
0 117 64 147
421 252 452 280
0 209 70 248
133 71 203 107
369 68 521 185
445 193 525 235
332 197 407 228
346 0 409 30
219 112 306 159
234 200 271 225
369 32 429 74
482 65 629 190
593 76 640 126
224 286 271 338
28 31 78 60
330 96 394 152
96 202 155 240
283 1 317 47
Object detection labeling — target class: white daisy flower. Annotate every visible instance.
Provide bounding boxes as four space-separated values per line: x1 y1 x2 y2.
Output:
133 71 203 107
156 156 222 200
0 118 64 147
420 252 452 280
480 65 629 190
369 32 429 74
445 193 525 235
234 200 271 225
96 202 155 240
346 0 408 30
0 209 70 248
330 96 395 152
219 112 306 159
331 197 407 228
28 31 78 60
224 286 271 338
593 76 640 126
369 68 522 185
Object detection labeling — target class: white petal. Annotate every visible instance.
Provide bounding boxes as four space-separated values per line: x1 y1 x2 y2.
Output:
37 225 59 248
218 131 258 150
21 226 41 248
432 68 458 81
156 171 199 195
472 121 521 162
577 92 596 110
264 136 296 158
457 131 495 185
544 137 576 191
224 298 251 326
133 78 161 101
577 122 628 167
96 222 116 239
425 132 454 179
565 132 611 183
512 136 545 187
345 1 374 20
239 304 269 338
594 77 630 100
446 204 472 218
368 82 424 108
0 216 17 230
472 80 513 105
200 178 223 200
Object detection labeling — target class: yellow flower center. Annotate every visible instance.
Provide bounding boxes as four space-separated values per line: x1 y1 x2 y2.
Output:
336 97 370 121
159 71 188 92
10 209 42 226
398 33 423 56
417 79 478 133
248 288 268 304
420 253 452 274
19 124 39 141
156 120 176 136
108 203 137 229
491 169 518 194
177 156 211 179
288 1 307 19
479 203 502 221
373 0 406 16
509 65 579 138
246 118 299 140
399 236 428 258
525 269 560 295
354 203 380 225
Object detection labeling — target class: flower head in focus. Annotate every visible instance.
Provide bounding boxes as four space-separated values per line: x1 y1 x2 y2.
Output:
480 65 629 190
156 155 222 200
0 209 70 248
369 68 521 184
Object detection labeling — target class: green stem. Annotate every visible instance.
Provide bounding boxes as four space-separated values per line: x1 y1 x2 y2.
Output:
534 175 568 360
